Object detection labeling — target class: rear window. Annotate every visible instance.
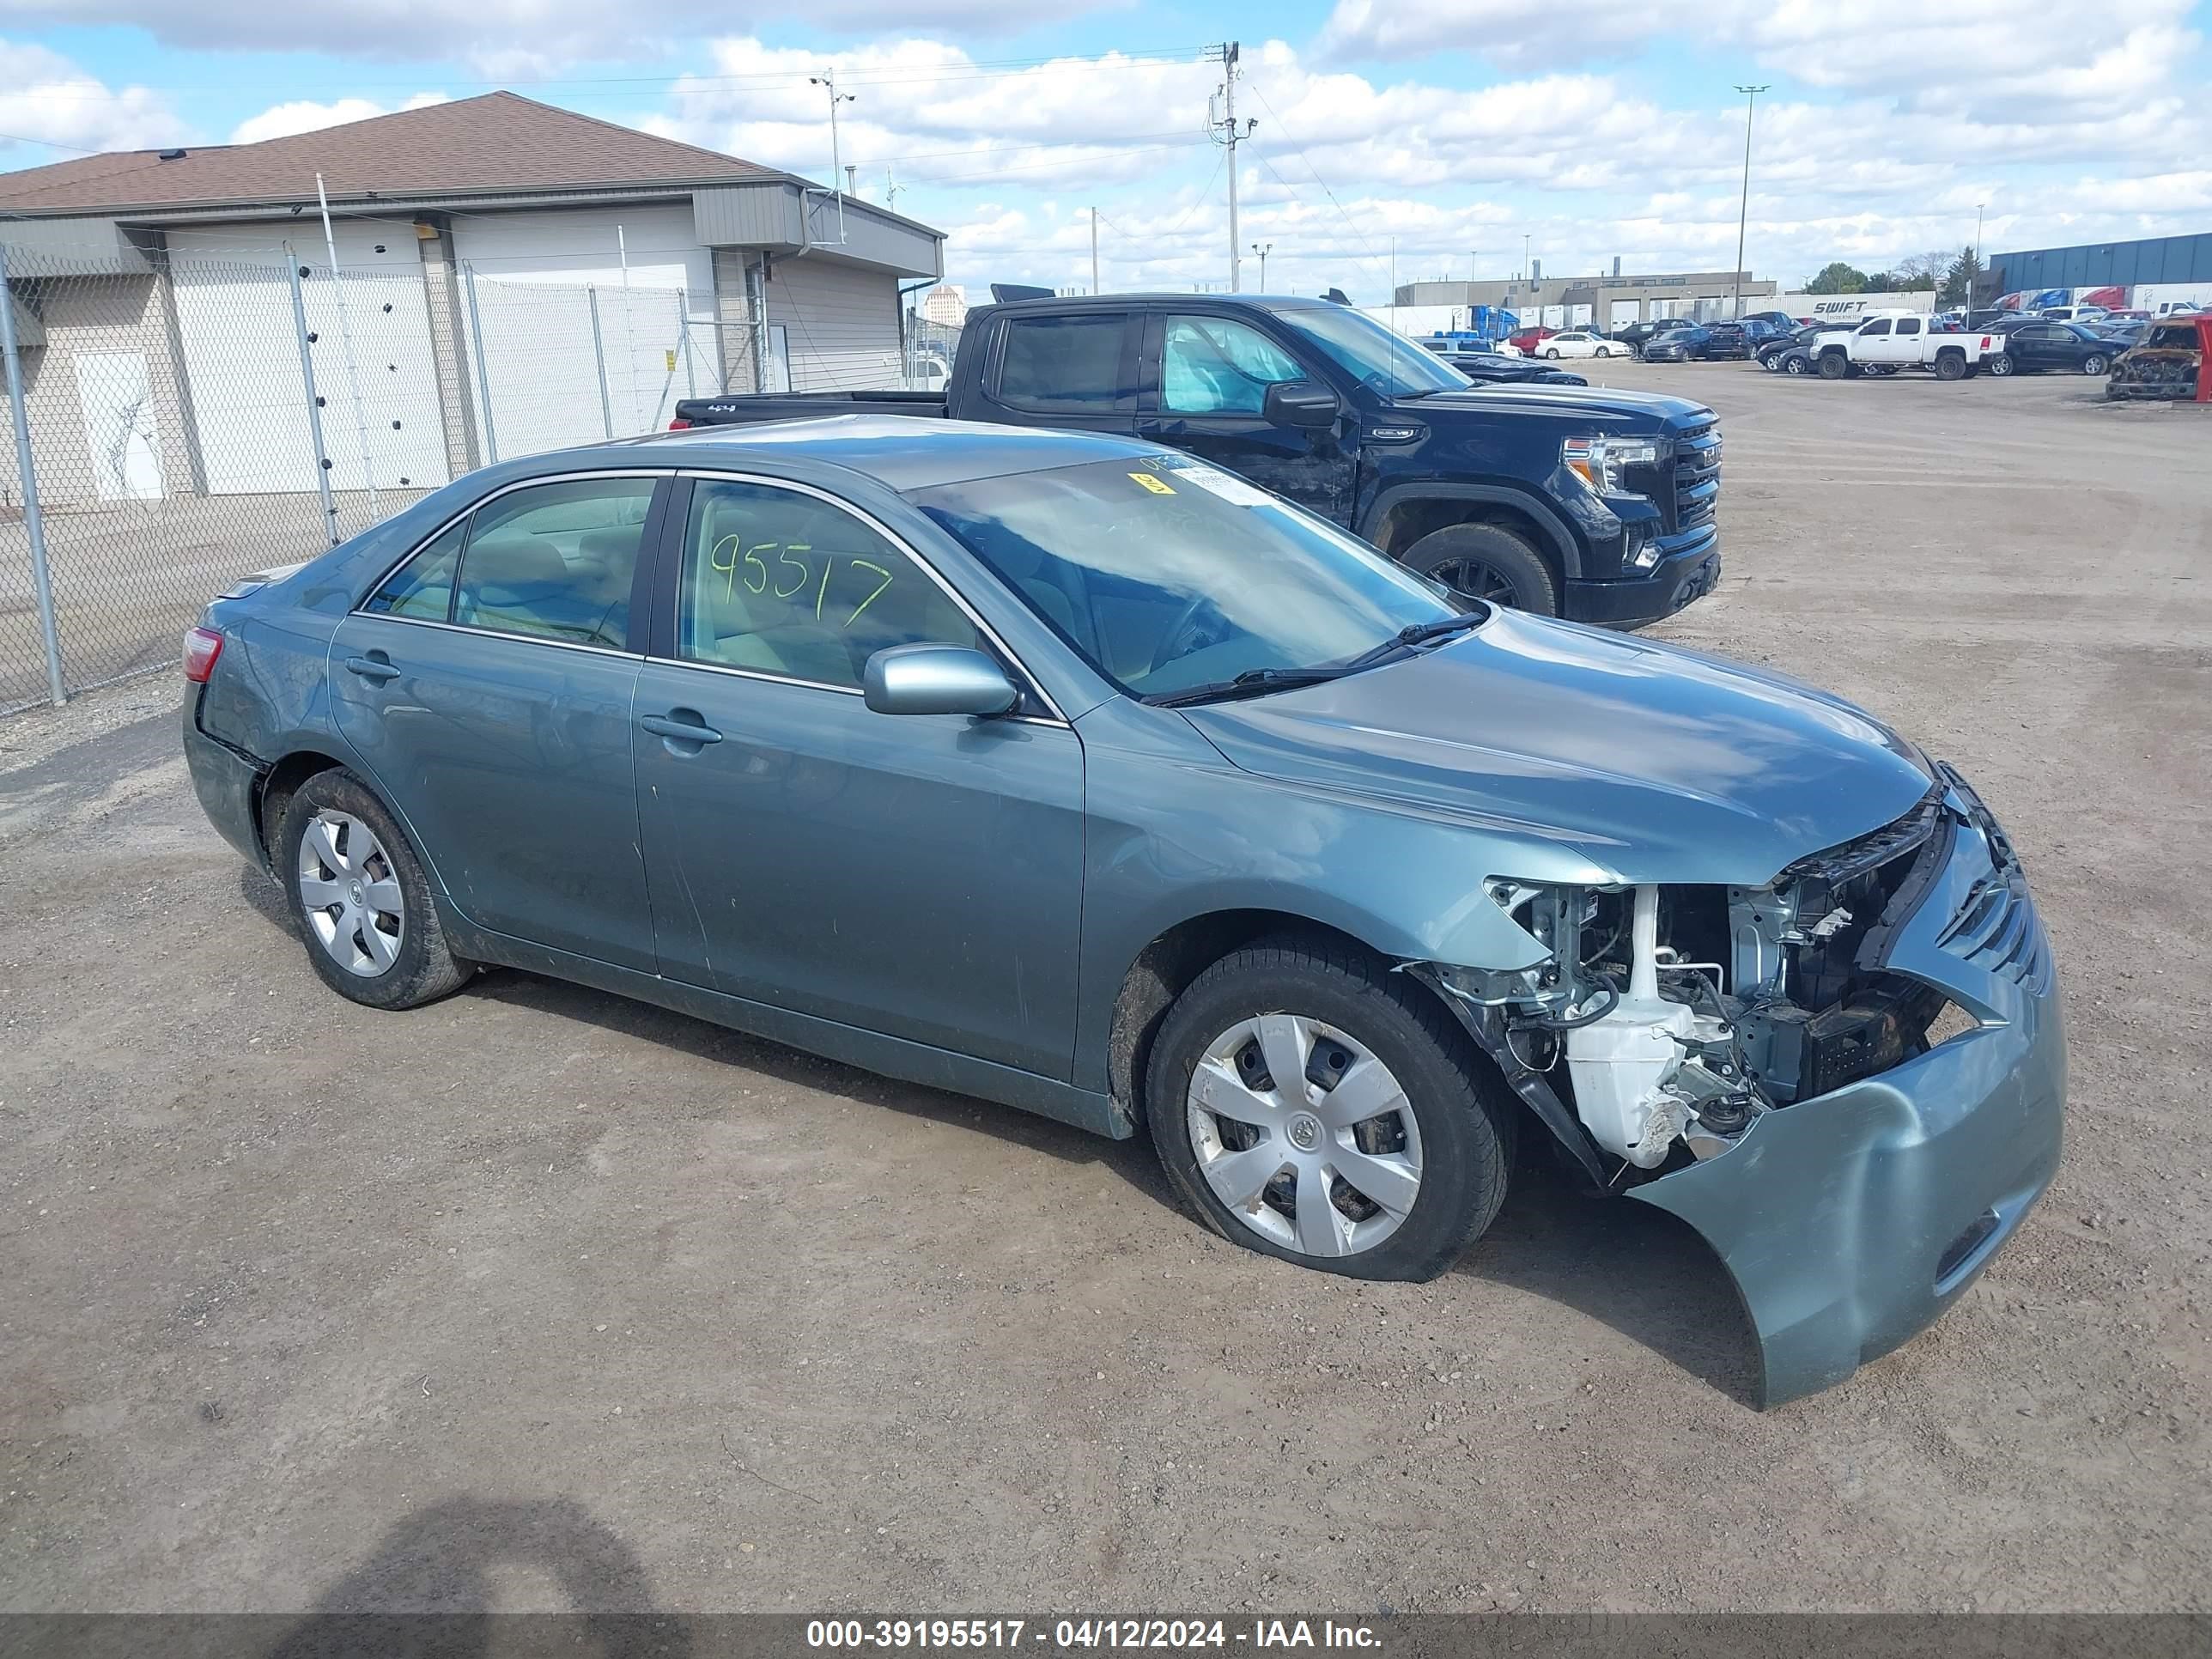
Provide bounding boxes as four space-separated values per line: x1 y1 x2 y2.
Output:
994 314 1132 412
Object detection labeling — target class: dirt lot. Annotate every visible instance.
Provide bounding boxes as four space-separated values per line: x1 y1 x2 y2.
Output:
2 364 2207 1616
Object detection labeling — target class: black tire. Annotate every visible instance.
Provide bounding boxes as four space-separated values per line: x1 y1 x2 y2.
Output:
1783 354 1810 375
2082 353 2109 375
280 768 471 1011
1935 351 1966 381
1144 938 1515 1281
1543 347 1560 359
1817 351 1848 380
1399 521 1559 615
1989 352 2016 377
1595 345 1612 357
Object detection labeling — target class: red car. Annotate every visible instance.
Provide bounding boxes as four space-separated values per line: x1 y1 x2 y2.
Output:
1506 325 1558 355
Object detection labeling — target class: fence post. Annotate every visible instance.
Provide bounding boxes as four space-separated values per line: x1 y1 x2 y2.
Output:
587 286 614 440
284 247 343 547
678 288 697 398
462 264 500 465
1 242 71 706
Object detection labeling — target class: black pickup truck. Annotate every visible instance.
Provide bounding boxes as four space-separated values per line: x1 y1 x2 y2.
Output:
673 295 1723 623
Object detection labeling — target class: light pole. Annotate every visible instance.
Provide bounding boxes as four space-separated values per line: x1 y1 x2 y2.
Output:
1974 202 1985 307
1251 241 1272 288
1731 83 1769 319
810 71 856 242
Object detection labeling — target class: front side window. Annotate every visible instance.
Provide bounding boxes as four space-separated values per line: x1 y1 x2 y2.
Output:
679 479 986 690
1860 319 1893 337
1160 315 1305 415
910 456 1454 699
995 314 1130 411
434 477 655 647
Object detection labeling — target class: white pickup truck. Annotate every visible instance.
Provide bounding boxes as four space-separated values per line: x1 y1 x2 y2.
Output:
1812 310 1996 381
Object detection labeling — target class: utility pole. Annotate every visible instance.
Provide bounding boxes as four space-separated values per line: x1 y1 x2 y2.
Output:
885 167 903 214
1208 42 1257 291
1974 202 1985 307
1731 84 1770 319
810 70 855 242
1252 241 1272 288
1092 207 1101 295
1522 234 1530 283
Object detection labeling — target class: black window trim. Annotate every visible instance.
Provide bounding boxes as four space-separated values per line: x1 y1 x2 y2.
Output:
655 468 1069 726
354 468 675 657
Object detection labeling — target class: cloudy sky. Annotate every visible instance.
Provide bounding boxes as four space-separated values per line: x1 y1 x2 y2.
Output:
1 0 2206 302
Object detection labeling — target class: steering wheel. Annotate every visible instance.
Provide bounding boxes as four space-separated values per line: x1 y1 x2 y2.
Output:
1152 592 1225 675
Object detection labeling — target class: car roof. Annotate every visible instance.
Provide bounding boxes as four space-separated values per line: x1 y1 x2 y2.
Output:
610 413 1159 491
981 292 1332 315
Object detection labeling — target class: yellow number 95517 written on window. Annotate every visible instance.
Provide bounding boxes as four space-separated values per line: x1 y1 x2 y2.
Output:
708 536 895 629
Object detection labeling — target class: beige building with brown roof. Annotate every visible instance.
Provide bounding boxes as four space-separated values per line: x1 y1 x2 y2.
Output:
0 93 943 504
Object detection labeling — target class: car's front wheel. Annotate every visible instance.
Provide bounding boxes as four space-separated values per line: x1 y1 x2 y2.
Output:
2081 353 2109 375
1399 521 1558 615
1595 346 1612 357
1989 352 2016 376
281 768 471 1011
1145 939 1514 1280
1783 354 1810 375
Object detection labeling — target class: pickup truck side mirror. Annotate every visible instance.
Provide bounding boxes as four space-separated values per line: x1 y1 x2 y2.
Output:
1263 380 1340 428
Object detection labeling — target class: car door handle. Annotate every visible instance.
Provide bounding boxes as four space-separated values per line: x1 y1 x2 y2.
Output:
343 653 399 682
641 712 723 746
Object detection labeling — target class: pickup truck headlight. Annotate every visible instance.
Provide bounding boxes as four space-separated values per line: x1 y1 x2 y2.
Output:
1562 435 1659 496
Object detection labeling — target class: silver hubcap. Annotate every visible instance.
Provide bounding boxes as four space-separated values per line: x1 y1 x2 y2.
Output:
1185 1014 1424 1259
296 810 404 976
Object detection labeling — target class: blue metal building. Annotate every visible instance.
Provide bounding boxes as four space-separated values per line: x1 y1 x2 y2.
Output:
1992 232 2212 293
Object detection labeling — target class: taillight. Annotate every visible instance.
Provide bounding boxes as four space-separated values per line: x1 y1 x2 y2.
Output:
667 416 691 430
183 626 223 684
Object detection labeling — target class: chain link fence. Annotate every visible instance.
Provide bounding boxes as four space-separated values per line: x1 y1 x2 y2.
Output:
0 241 763 717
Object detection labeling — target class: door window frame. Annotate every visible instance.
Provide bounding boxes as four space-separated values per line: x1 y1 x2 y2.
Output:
985 311 1140 415
352 469 676 659
641 471 1070 726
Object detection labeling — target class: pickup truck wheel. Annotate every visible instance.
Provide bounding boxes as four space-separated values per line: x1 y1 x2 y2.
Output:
1817 352 1848 380
1145 939 1514 1280
1935 351 1966 381
2081 353 2110 375
1400 523 1559 615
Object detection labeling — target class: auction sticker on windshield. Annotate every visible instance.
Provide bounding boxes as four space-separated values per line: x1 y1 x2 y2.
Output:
1128 472 1176 495
1163 463 1273 507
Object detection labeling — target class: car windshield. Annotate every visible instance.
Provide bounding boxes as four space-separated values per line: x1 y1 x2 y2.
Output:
908 456 1461 700
1272 306 1470 397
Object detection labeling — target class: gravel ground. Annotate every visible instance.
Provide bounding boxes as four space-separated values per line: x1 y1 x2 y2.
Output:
1 364 2206 1616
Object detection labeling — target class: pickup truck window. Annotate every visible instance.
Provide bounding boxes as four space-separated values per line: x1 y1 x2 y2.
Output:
1896 318 1922 337
1161 316 1304 415
1273 305 1469 397
1859 319 1893 337
995 313 1132 412
908 456 1450 699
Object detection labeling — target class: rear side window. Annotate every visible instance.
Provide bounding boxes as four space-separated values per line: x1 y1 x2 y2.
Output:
453 477 655 647
1895 318 1921 336
994 314 1131 411
365 520 465 620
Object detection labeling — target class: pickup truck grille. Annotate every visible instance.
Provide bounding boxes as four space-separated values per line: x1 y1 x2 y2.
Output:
1669 421 1723 532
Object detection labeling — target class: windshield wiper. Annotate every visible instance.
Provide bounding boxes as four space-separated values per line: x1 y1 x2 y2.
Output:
1334 611 1488 672
1144 667 1345 708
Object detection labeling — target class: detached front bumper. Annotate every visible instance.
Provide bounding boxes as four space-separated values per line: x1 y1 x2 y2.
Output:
1629 785 2066 1407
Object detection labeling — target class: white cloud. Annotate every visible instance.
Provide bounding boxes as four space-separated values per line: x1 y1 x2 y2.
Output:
228 92 448 146
0 37 185 160
0 0 1097 67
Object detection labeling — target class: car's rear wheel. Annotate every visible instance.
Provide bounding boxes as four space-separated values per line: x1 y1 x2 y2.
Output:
2081 353 2109 375
1399 521 1558 615
1543 348 1560 359
282 769 471 1011
1145 939 1513 1280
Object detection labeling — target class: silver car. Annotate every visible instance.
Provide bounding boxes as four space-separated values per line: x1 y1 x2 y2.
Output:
181 416 2064 1405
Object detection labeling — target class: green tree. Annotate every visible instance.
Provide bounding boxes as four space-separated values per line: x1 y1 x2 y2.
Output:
1806 261 1869 294
1939 246 1983 307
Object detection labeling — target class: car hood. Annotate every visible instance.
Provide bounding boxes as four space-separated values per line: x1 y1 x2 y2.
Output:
1178 608 1934 887
1402 384 1710 429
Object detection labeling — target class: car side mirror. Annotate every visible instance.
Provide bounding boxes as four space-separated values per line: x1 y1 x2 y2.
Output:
1263 380 1340 428
863 643 1020 718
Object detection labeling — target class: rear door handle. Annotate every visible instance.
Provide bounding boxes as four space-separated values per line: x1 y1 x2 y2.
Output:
343 653 400 682
641 712 723 747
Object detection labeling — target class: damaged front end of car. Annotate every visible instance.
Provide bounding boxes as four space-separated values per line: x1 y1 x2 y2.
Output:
1410 765 2065 1407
